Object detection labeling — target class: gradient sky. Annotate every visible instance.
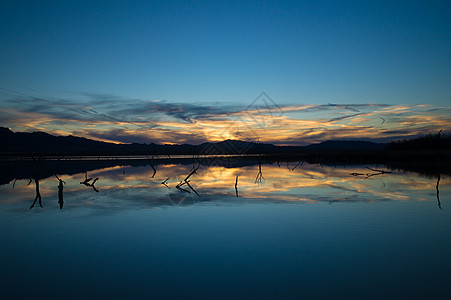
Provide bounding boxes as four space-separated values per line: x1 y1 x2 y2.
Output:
1 0 450 145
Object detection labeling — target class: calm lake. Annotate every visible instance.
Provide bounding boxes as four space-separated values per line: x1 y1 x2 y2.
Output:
1 158 450 299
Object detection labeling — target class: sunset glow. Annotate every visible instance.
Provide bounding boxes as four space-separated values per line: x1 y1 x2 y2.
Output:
1 96 450 145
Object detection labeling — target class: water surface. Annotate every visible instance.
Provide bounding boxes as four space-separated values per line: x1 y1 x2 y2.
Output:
1 160 450 299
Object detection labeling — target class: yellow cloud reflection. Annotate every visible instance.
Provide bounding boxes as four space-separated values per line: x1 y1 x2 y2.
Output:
1 163 448 211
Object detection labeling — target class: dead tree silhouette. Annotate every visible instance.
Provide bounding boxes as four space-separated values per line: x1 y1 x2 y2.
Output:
29 178 42 209
161 177 170 189
235 175 239 197
29 156 42 209
291 161 303 171
436 129 442 209
146 155 157 178
176 166 200 197
255 142 264 183
436 173 441 210
255 160 264 183
80 172 99 192
55 175 65 209
350 167 391 179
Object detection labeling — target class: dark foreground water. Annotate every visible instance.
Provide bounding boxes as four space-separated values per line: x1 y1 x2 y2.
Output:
1 160 450 299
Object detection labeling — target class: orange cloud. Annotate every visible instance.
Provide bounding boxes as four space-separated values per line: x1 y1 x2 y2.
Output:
1 97 450 145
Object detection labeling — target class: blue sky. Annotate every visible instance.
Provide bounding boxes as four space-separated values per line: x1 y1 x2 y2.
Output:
0 0 450 144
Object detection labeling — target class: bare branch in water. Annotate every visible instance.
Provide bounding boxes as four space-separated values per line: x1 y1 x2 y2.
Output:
55 175 65 209
190 163 199 172
185 180 200 197
235 175 239 197
29 156 42 209
175 166 201 196
161 177 170 189
150 165 157 178
146 155 157 178
351 167 392 179
436 174 442 210
29 178 42 209
350 173 366 176
80 172 99 192
255 161 264 183
435 130 442 209
291 161 303 171
176 185 190 193
176 180 187 188
365 167 391 174
80 172 92 184
184 166 199 183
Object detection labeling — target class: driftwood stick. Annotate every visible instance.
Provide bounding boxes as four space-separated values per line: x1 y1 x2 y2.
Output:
291 161 303 171
350 173 365 176
365 167 391 174
184 166 199 182
176 185 190 193
55 175 65 209
436 174 442 210
185 180 200 197
161 177 170 189
255 161 264 183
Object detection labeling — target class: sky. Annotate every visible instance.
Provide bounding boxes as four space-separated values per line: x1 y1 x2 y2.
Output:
0 0 450 145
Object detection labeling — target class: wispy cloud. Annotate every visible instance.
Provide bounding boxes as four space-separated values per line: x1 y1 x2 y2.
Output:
1 92 450 145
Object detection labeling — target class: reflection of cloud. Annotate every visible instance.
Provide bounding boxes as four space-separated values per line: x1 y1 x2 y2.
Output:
2 163 448 214
1 92 450 145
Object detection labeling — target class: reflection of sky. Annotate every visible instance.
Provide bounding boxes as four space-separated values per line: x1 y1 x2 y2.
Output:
1 163 448 215
2 163 451 299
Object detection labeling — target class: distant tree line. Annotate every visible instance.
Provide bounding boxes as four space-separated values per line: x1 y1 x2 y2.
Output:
387 131 451 150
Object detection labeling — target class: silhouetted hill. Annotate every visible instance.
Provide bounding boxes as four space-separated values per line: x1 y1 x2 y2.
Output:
305 140 386 151
0 127 123 155
1 128 451 180
0 127 287 156
3 127 449 158
387 132 451 150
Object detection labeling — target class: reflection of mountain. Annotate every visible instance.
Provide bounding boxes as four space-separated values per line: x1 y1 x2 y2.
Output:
1 127 449 177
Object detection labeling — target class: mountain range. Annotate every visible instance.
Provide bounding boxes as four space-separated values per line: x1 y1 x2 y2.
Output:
0 126 386 156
